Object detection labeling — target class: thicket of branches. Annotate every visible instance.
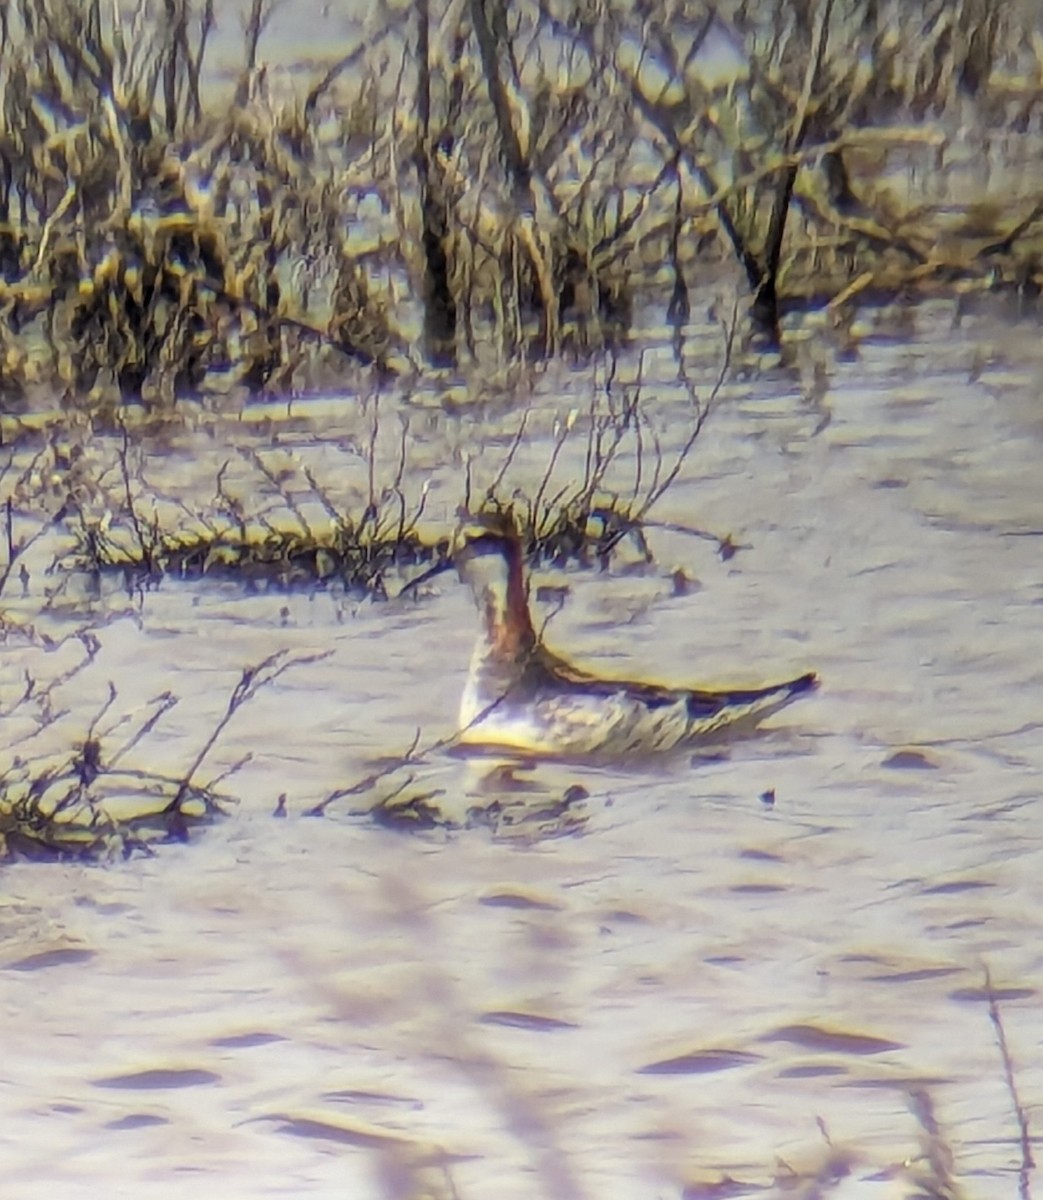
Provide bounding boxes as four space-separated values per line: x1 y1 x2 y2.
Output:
0 0 1040 409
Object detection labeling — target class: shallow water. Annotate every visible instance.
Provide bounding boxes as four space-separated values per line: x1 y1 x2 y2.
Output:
2 298 1042 1198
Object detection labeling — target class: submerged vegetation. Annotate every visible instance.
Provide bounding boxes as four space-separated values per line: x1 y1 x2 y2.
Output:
0 626 321 858
0 685 227 861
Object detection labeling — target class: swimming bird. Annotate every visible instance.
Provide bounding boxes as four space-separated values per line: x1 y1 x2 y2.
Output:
451 511 817 757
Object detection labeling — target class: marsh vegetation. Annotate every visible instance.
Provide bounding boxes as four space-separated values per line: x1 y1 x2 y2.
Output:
0 0 1041 413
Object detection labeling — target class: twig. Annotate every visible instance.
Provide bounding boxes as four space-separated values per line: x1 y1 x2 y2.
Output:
242 448 322 542
307 657 535 819
636 299 737 518
304 42 367 117
205 752 254 790
980 196 1043 258
529 413 571 535
485 409 530 502
0 447 53 597
32 181 77 274
116 419 153 572
173 649 330 806
390 413 411 544
363 399 380 532
108 692 179 766
394 553 453 600
83 681 119 758
641 518 741 559
306 725 424 817
300 463 346 535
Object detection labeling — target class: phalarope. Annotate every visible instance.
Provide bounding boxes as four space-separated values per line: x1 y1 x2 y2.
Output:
452 511 817 757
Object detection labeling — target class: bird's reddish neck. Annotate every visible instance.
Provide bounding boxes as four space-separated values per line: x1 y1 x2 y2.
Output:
472 540 536 663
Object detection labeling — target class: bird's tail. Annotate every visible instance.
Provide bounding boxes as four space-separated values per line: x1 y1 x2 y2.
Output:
685 671 818 736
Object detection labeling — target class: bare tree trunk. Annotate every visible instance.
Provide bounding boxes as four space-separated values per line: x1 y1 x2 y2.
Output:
415 0 456 367
162 0 182 136
753 0 835 343
468 0 532 211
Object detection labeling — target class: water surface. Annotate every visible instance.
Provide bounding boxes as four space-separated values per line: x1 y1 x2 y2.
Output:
1 298 1041 1199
